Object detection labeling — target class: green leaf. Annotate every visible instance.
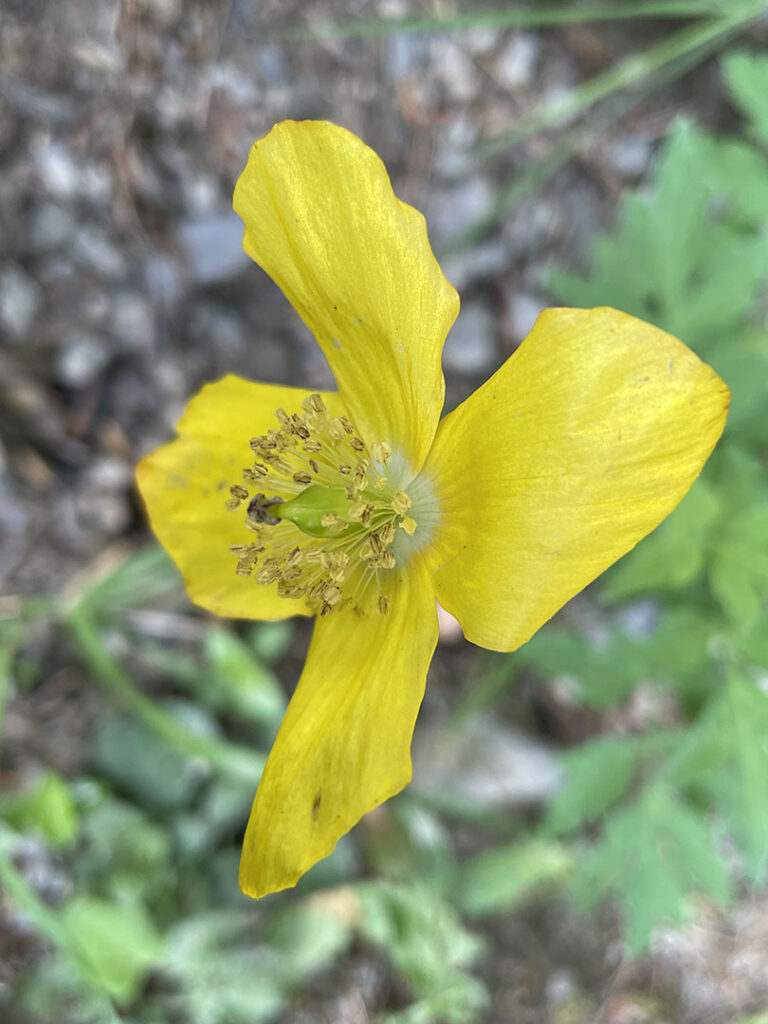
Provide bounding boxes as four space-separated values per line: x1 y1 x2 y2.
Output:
709 504 768 624
709 343 768 446
545 736 644 836
248 621 293 663
263 899 354 980
458 838 571 914
643 607 717 695
519 626 646 708
574 787 730 952
76 795 172 906
164 910 287 1024
360 881 484 1001
204 627 286 726
0 773 79 847
722 50 768 145
91 709 203 811
667 675 768 878
548 119 768 347
62 896 161 1002
700 137 768 228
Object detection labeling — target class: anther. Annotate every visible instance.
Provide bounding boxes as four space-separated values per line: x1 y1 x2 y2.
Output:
392 491 412 515
372 442 392 465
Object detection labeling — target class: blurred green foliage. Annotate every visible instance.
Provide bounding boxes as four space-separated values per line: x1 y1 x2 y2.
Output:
542 48 768 950
2 45 768 1024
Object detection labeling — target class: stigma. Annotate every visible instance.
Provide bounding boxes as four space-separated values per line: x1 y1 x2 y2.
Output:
225 394 432 616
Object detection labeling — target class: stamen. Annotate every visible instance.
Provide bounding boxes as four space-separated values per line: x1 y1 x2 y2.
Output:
224 395 427 617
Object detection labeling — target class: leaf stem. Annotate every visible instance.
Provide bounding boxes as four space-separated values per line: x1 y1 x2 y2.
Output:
268 2 747 42
65 606 264 785
474 3 764 159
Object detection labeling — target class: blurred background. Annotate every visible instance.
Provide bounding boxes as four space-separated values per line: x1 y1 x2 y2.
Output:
2 1 768 1022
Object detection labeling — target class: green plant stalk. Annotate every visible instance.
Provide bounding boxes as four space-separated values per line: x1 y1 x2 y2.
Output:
272 1 741 42
0 841 123 1024
66 606 265 785
474 3 765 159
439 18 732 256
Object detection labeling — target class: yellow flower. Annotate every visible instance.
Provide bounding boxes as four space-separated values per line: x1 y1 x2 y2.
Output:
136 120 729 898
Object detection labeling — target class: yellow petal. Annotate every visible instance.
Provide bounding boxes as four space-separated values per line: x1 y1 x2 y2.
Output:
233 120 459 472
239 557 437 897
136 375 345 620
423 307 729 651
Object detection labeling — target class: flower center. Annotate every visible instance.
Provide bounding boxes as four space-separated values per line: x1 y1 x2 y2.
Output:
224 393 435 616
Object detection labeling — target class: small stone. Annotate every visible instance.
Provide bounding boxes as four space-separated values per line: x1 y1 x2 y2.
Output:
464 28 498 56
494 33 539 90
73 229 127 279
110 292 156 352
442 238 508 291
134 0 181 25
83 455 132 491
431 39 480 102
605 133 654 179
506 291 548 343
176 213 250 285
34 138 79 199
256 43 289 87
425 176 493 245
144 254 184 314
546 969 579 1008
385 33 429 79
186 300 247 364
504 198 564 262
414 715 562 807
432 117 479 178
26 203 74 253
76 490 131 537
0 266 41 341
55 332 110 388
443 301 496 374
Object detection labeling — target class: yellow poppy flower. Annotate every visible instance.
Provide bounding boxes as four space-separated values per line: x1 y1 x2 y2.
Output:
136 120 729 899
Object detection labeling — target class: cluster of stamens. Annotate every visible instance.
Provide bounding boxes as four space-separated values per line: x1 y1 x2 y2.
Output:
225 394 417 616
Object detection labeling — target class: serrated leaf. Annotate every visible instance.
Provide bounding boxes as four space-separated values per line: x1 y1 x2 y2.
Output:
709 504 768 623
669 676 768 879
574 788 730 952
722 50 768 145
458 838 571 914
548 119 768 348
709 345 768 446
700 137 768 228
62 896 161 1002
544 737 643 836
164 910 286 1024
520 627 645 709
360 881 483 999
